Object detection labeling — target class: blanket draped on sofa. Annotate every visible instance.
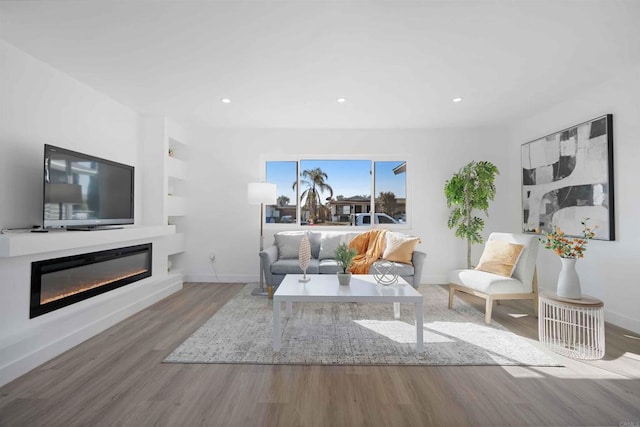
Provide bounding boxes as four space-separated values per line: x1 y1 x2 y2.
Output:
348 229 388 274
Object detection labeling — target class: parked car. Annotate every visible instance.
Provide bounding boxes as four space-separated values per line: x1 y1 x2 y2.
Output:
279 215 295 223
349 213 399 226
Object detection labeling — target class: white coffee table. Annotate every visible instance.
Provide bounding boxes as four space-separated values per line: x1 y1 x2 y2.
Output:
273 274 424 353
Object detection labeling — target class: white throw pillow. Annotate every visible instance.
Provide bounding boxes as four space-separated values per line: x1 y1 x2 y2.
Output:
319 233 345 260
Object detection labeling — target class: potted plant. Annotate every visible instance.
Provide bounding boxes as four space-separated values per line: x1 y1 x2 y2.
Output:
537 219 597 299
335 243 358 286
444 160 499 268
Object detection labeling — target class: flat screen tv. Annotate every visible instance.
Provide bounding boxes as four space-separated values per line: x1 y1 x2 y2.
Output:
43 144 135 230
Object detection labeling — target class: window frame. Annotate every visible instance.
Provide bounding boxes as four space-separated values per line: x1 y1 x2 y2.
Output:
261 155 410 229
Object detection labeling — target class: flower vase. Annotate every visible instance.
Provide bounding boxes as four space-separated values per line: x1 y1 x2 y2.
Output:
557 257 582 299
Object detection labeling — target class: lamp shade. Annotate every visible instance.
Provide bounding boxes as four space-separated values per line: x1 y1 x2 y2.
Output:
247 182 277 205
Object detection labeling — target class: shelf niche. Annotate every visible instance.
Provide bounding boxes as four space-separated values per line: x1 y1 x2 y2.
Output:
141 116 188 276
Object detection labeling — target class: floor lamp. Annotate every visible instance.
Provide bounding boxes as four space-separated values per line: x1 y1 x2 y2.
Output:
248 182 277 296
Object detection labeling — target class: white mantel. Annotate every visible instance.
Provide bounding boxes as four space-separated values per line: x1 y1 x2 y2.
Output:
0 225 183 387
0 225 175 258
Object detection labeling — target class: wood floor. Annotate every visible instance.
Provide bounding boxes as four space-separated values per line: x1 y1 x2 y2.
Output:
1 283 639 426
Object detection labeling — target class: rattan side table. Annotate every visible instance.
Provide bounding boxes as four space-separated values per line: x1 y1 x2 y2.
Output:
538 291 605 360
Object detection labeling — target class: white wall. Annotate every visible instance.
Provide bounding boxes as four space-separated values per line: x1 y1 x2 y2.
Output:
183 126 511 284
506 66 640 333
0 40 140 229
0 41 182 387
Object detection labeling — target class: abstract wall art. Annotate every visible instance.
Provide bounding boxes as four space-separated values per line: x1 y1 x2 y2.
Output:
521 114 614 240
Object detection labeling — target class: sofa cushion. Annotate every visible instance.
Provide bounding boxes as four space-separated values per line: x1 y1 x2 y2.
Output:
318 232 346 260
274 232 304 259
319 259 414 276
382 232 421 265
271 259 320 275
369 261 415 276
308 232 322 259
319 259 342 274
343 232 361 245
448 269 526 294
475 240 524 277
275 231 321 259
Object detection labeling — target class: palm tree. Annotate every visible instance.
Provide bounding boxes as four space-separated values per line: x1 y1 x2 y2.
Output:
293 168 333 222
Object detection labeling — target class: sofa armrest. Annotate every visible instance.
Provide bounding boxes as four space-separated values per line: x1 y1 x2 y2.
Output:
259 245 279 286
411 250 427 287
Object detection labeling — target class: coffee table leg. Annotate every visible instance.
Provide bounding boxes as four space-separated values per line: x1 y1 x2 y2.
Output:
393 302 400 319
415 301 424 353
273 299 281 352
286 301 292 318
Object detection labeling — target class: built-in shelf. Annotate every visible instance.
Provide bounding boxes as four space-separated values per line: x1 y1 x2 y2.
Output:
0 225 175 258
168 251 185 280
166 233 185 255
168 137 187 161
167 157 187 181
166 196 186 216
141 116 188 277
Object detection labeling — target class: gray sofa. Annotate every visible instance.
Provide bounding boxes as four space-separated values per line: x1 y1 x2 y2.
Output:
259 230 426 288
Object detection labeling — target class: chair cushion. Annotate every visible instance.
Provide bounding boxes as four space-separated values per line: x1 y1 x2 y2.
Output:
486 232 539 288
448 269 527 294
475 240 524 277
271 259 320 275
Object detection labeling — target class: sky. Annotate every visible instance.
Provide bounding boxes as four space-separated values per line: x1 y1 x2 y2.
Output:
266 160 406 205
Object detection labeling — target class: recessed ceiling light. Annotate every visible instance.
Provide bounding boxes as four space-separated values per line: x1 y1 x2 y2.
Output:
453 97 463 103
221 98 231 104
337 97 347 103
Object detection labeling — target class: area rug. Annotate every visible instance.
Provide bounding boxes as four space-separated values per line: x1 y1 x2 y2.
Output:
164 284 560 366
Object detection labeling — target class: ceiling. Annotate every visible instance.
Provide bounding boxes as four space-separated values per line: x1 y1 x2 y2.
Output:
1 1 639 129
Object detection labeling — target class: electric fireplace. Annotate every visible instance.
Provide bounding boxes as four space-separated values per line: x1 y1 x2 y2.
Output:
30 244 152 318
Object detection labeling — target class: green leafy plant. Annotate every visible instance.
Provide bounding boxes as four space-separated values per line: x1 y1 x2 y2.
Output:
335 243 358 274
444 160 499 268
376 191 397 216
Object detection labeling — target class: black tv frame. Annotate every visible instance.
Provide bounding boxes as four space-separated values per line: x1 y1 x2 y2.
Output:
43 144 135 230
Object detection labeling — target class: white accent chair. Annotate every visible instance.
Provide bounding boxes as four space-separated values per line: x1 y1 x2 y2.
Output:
447 232 539 324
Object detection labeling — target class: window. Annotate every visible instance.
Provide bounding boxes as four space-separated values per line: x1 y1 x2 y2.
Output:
265 159 407 227
265 161 298 224
298 159 370 225
374 161 407 224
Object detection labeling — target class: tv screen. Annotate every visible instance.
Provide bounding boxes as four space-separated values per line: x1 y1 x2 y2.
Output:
43 144 134 229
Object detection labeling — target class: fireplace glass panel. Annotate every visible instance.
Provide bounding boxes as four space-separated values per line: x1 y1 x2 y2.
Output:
40 252 149 305
31 244 152 318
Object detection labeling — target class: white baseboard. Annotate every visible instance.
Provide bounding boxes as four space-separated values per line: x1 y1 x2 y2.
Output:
605 310 640 335
0 277 182 388
185 273 254 283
